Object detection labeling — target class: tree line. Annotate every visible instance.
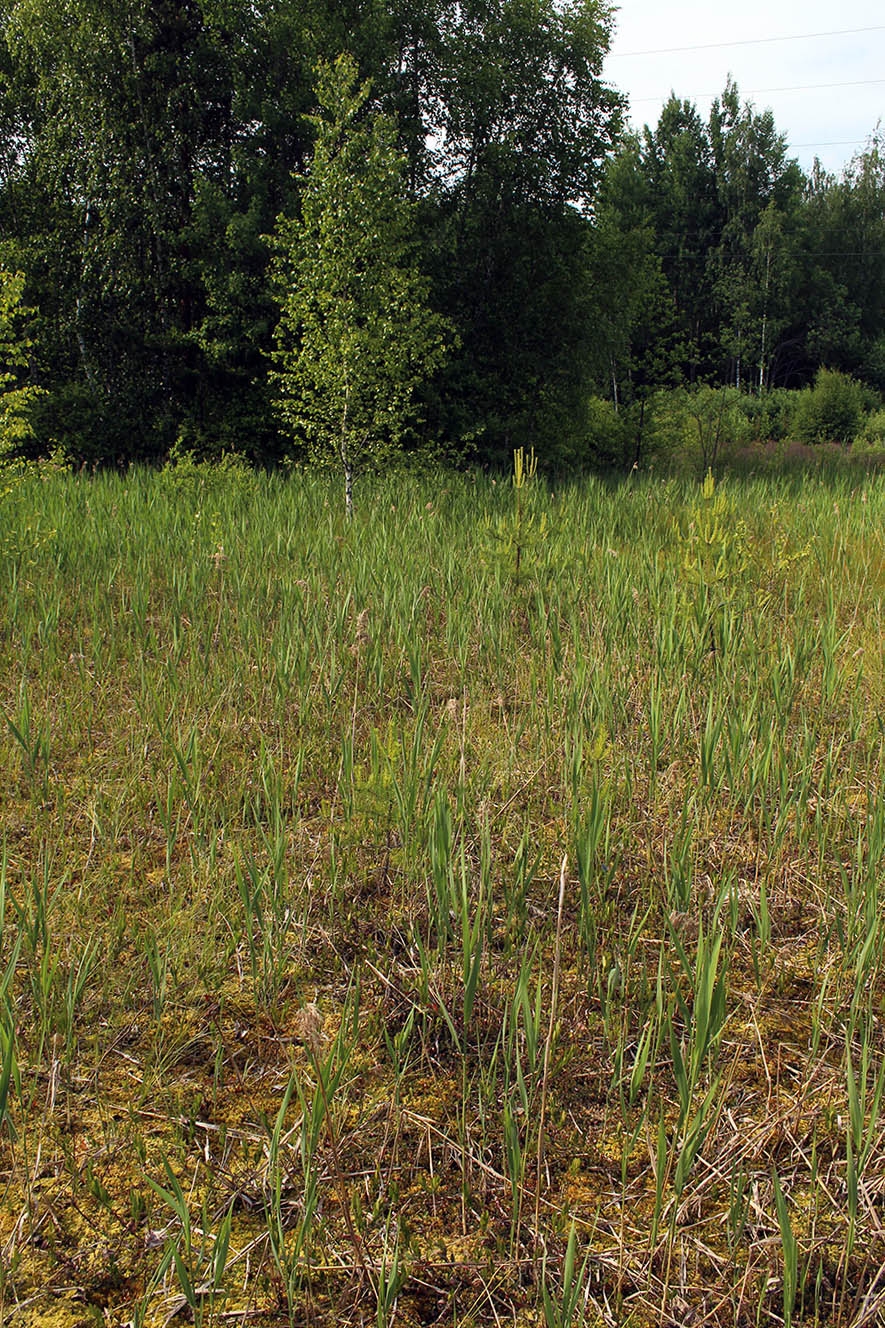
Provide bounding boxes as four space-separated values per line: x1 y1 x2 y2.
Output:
0 0 882 472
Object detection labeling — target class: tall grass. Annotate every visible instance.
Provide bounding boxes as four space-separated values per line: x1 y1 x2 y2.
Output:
0 458 882 1325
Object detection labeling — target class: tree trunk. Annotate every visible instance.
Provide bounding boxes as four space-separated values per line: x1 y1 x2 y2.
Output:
344 456 354 521
632 397 646 471
340 386 353 521
759 245 771 392
76 202 104 397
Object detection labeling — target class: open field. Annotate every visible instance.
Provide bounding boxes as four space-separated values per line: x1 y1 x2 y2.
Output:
1 460 884 1327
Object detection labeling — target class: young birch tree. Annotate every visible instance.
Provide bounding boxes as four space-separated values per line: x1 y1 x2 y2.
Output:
269 54 447 518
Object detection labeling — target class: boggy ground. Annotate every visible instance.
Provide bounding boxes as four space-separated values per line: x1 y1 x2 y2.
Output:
0 458 883 1326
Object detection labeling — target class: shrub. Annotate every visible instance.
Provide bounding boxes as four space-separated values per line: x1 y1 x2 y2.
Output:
790 368 873 444
582 396 633 469
158 443 260 502
648 386 753 475
729 388 797 443
856 407 885 446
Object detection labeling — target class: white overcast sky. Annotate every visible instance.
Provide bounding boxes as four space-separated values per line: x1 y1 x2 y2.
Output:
603 1 884 176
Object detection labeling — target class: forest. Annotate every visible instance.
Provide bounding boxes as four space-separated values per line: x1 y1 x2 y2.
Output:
1 0 884 473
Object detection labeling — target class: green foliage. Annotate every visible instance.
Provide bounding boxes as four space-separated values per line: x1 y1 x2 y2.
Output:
772 1169 798 1328
791 367 874 444
677 470 747 586
681 386 753 473
673 470 749 653
727 388 798 443
646 386 753 473
482 447 549 578
801 137 885 387
0 854 22 1138
582 396 633 469
1 0 329 462
0 270 54 561
0 270 41 461
269 54 448 516
641 95 719 382
0 0 625 469
2 7 885 470
417 0 622 464
146 1155 232 1325
857 407 885 446
159 442 259 502
541 1223 590 1328
706 81 804 389
617 88 885 398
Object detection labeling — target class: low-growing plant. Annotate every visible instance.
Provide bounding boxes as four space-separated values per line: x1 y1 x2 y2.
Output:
145 1156 233 1326
159 440 260 502
541 1222 591 1328
673 469 749 658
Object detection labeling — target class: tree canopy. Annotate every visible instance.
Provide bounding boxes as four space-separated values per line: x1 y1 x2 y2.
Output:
0 1 882 470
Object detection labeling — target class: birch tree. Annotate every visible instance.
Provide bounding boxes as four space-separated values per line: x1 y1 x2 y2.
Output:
269 54 447 518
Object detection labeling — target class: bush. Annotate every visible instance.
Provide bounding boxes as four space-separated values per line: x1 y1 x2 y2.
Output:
857 407 885 446
582 396 633 468
28 382 113 466
790 368 873 444
158 443 260 502
647 386 754 475
729 388 797 443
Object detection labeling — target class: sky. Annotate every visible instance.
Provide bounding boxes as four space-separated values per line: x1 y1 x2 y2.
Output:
603 1 884 177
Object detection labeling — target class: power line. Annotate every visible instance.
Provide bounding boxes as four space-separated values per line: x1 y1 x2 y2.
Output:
650 252 885 262
609 24 885 59
631 78 885 106
791 139 869 148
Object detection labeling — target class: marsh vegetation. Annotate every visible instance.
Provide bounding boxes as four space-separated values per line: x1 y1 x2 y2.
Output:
1 459 883 1326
